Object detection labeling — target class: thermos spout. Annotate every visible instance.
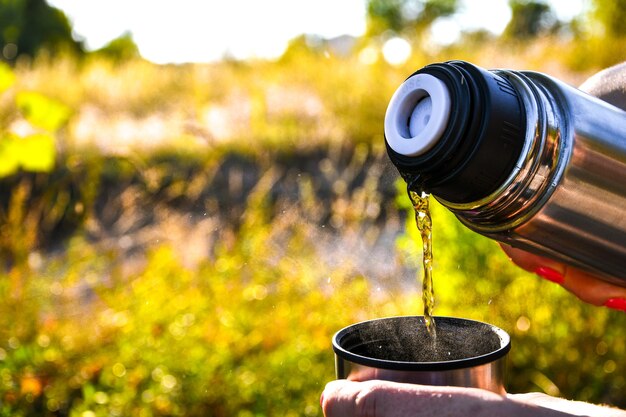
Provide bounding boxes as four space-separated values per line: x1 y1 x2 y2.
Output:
384 73 451 157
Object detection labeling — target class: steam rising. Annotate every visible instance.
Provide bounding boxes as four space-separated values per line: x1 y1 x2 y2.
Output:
339 316 503 363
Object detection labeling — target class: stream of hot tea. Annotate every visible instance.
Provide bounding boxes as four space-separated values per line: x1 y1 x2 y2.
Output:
409 189 436 337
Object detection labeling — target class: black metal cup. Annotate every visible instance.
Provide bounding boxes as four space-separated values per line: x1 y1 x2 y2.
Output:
332 316 511 394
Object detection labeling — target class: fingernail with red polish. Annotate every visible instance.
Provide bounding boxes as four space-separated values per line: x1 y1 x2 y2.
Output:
604 298 626 312
534 266 564 284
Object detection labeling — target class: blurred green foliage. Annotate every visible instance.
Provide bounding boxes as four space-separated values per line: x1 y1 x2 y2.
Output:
0 63 14 92
0 7 625 416
503 0 559 40
366 0 458 36
15 91 70 132
91 32 141 64
0 0 83 62
0 132 55 175
590 0 626 38
0 63 67 178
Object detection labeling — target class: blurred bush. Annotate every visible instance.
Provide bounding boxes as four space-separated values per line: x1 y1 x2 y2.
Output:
0 0 83 62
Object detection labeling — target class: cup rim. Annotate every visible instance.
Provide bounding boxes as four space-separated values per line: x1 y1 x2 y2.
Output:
332 315 511 372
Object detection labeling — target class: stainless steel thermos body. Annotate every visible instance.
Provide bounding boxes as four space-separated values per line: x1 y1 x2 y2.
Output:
384 61 626 286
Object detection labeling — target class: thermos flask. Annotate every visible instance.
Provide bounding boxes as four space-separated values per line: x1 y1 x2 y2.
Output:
384 60 626 287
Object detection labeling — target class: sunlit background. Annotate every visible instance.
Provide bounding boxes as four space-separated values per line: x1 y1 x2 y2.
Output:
48 0 584 63
0 0 625 416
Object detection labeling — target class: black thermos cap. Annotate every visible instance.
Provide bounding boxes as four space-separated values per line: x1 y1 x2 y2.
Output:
385 61 526 204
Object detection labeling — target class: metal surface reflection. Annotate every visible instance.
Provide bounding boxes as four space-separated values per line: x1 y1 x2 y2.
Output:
333 316 510 395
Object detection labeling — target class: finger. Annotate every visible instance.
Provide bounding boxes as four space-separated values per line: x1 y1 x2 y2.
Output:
499 244 555 274
500 244 626 307
579 62 626 111
509 393 626 417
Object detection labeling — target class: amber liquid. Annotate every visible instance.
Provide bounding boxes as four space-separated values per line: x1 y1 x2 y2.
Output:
409 189 436 336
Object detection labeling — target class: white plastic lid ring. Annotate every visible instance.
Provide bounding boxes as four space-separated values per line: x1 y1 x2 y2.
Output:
384 73 451 156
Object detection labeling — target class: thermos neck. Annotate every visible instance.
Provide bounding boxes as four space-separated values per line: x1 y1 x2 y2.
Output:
384 61 527 203
444 69 566 231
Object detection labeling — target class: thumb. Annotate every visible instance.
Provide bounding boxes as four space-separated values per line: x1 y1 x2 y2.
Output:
321 379 431 417
320 379 504 417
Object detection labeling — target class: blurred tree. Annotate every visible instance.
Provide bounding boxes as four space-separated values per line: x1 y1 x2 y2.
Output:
503 0 559 40
366 0 458 37
279 34 325 62
461 29 497 45
0 0 83 62
590 0 626 37
92 31 141 62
